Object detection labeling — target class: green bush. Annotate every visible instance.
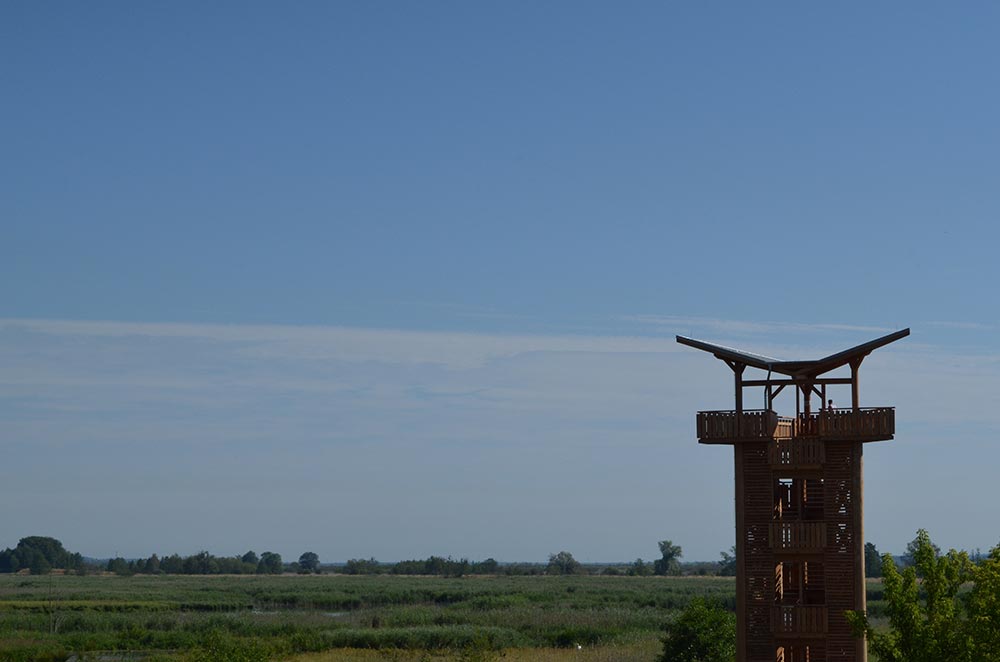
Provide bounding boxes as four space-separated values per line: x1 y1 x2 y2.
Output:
659 598 735 662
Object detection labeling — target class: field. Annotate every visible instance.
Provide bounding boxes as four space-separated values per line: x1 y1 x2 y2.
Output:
0 574 884 662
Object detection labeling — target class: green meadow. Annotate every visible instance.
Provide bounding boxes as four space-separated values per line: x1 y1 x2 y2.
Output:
0 573 885 661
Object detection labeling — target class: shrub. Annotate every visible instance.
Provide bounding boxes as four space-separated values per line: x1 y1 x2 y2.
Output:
659 598 735 662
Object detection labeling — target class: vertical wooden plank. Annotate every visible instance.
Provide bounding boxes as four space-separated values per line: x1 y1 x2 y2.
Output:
854 441 867 662
735 444 747 662
851 361 861 412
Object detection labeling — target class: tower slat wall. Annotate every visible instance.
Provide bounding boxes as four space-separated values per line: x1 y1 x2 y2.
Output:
740 436 865 662
741 442 776 662
824 440 860 659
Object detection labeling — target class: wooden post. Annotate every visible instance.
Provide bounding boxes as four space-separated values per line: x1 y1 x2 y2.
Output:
851 359 862 412
734 363 746 437
854 442 867 662
734 445 747 662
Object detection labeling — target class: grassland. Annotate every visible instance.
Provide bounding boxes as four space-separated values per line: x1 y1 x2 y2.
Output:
0 573 884 661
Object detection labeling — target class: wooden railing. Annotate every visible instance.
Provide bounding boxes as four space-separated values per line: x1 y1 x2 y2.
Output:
770 521 827 552
696 408 895 442
798 407 894 439
769 438 825 467
771 606 828 635
696 410 794 442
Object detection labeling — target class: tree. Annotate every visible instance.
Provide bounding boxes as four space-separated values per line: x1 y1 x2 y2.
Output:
27 549 52 575
241 551 259 565
659 598 735 662
903 531 941 569
546 551 582 575
107 557 130 575
472 558 498 574
160 554 184 574
654 540 683 576
257 551 282 575
298 552 320 573
628 558 652 577
967 545 1000 661
864 542 883 578
344 558 381 575
847 529 973 662
0 548 20 573
718 546 737 576
2 537 76 572
142 554 160 575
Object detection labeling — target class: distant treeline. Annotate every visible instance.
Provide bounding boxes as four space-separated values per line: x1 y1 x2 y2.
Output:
341 556 501 576
0 537 85 575
106 550 287 576
0 535 746 578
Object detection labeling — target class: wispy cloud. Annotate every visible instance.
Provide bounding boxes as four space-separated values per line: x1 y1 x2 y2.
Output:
2 318 685 370
2 316 999 561
624 314 896 337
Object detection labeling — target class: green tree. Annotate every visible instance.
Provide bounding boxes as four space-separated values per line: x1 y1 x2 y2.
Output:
0 548 20 573
10 537 74 571
659 598 735 662
718 546 737 576
546 551 582 575
142 554 160 574
344 557 381 574
967 545 1000 661
472 558 499 574
628 558 652 576
257 551 282 574
241 551 259 565
160 554 184 574
27 549 52 575
904 531 941 568
654 539 683 576
299 552 319 572
847 529 973 662
107 557 130 575
864 542 883 578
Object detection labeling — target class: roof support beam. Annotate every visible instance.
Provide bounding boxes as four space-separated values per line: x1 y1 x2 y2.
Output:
743 378 853 387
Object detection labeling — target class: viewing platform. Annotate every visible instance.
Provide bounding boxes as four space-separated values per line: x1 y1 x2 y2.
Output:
695 408 894 444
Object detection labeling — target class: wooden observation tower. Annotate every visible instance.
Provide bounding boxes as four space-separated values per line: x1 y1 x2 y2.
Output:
677 329 909 662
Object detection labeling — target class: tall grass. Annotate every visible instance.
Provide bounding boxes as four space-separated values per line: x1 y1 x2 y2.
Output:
0 574 880 661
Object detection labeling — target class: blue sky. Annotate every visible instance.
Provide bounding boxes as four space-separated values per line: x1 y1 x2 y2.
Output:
3 2 1000 562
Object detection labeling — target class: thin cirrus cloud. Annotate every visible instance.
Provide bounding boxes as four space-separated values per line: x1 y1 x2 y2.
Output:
1 316 999 560
1 318 686 370
625 314 897 337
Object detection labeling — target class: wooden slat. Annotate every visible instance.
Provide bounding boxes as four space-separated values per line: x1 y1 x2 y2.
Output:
769 439 825 467
771 606 828 635
770 522 827 552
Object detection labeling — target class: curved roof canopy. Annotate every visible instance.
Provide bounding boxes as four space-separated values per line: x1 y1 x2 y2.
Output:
676 328 910 379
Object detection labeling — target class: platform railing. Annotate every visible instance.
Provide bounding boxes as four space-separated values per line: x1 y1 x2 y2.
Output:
696 410 794 442
695 407 894 442
770 521 827 552
769 438 825 467
798 407 894 439
771 605 828 635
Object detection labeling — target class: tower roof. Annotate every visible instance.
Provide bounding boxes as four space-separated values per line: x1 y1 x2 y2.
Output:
676 328 910 379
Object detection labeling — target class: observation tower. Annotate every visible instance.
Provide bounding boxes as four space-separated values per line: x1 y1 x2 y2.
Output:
677 329 909 662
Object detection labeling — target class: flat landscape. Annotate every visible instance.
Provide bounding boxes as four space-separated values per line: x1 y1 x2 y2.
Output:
0 573 732 661
0 573 888 662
